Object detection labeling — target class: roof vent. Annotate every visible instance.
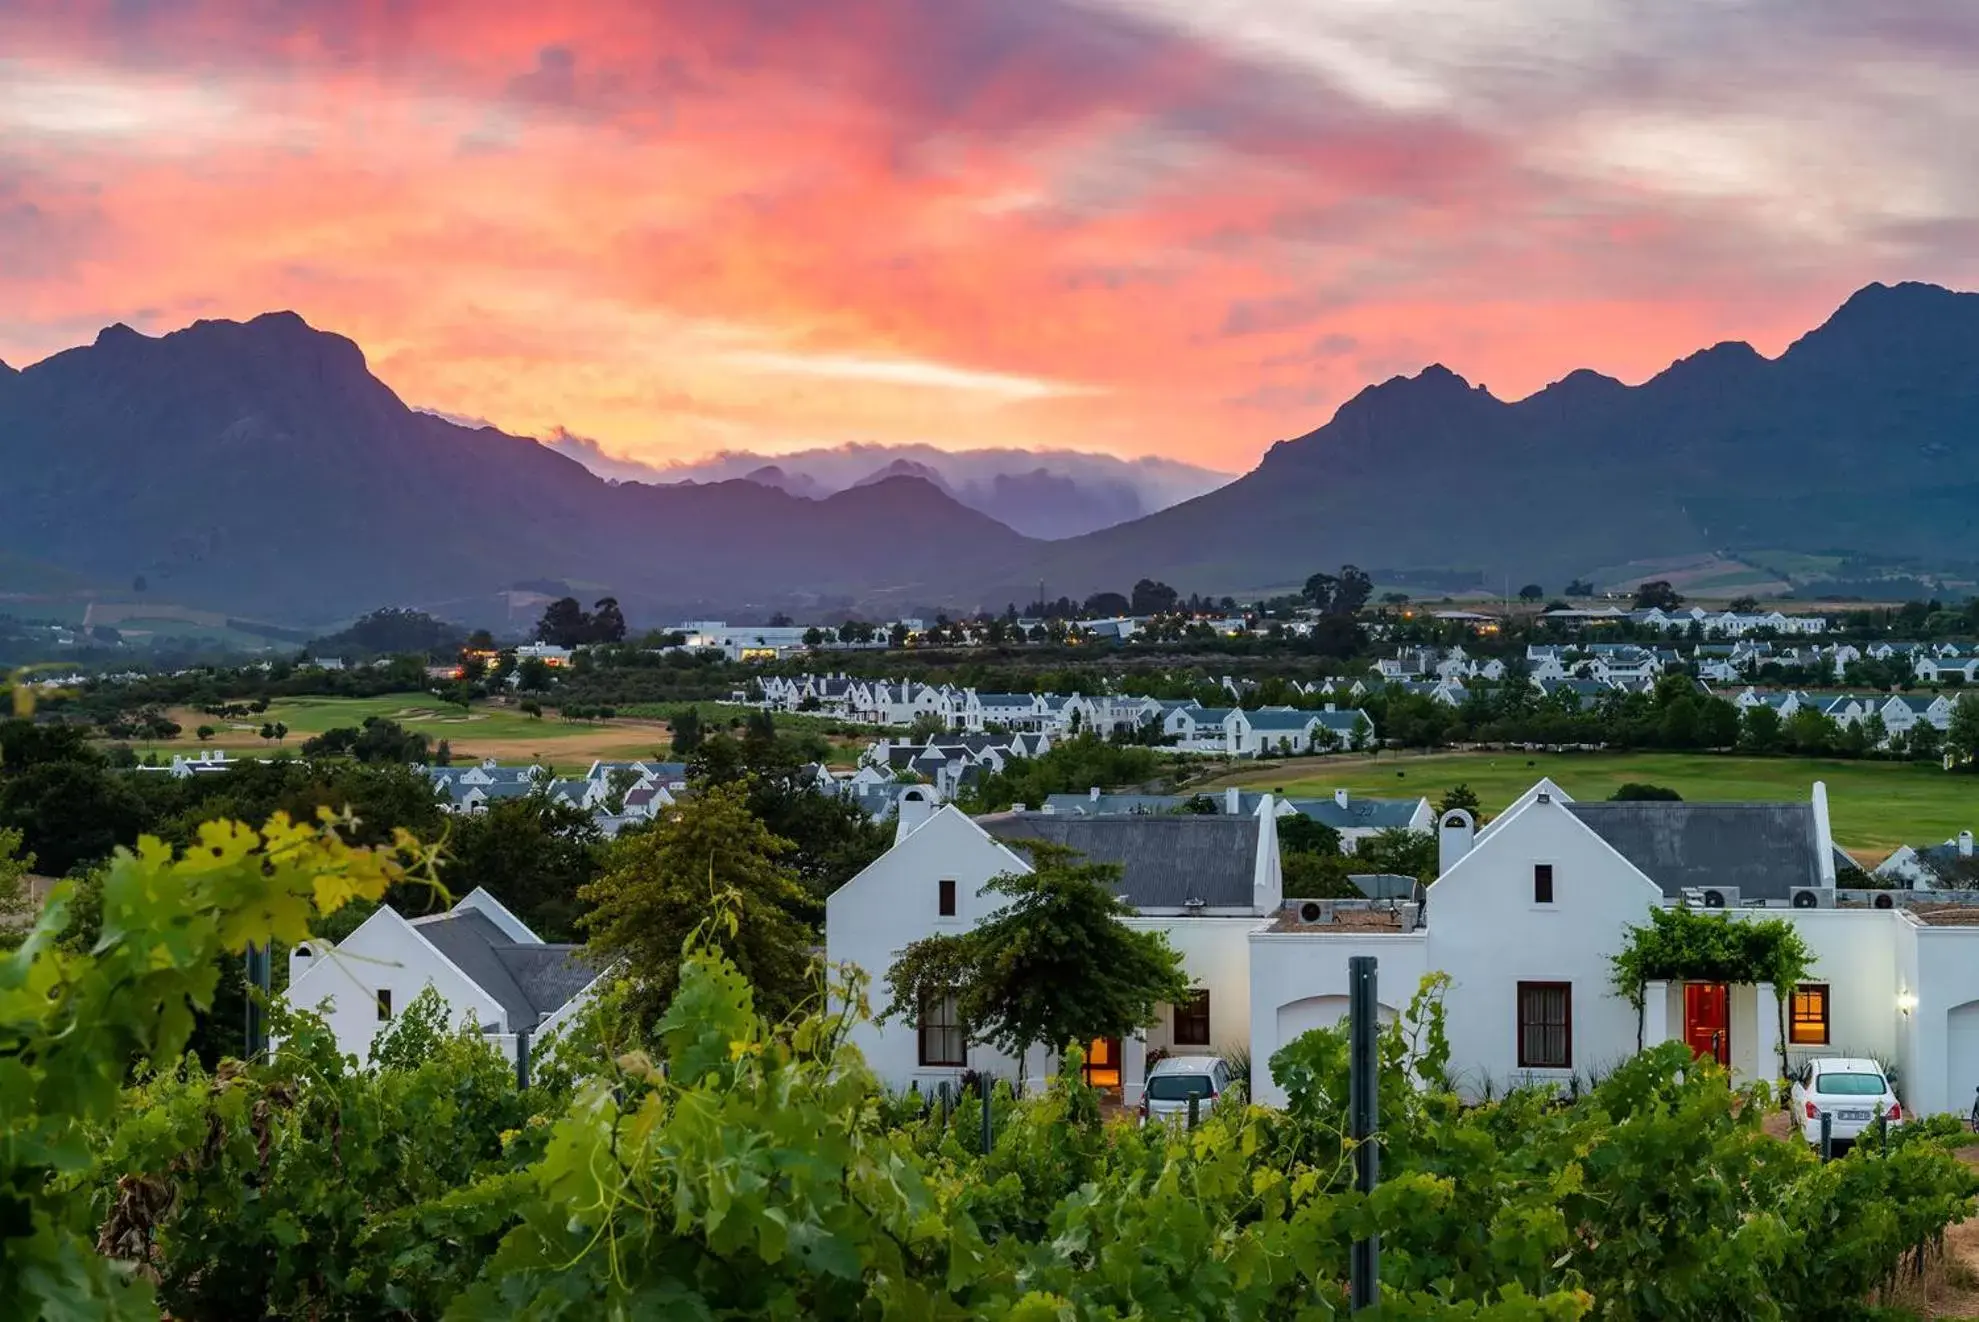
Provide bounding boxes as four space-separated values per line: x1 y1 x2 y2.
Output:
1536 791 1552 804
1184 897 1207 912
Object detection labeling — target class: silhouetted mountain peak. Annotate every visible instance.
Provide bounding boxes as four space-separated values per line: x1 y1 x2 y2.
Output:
853 457 953 493
0 357 14 379
741 464 823 498
1782 280 1979 371
94 322 145 349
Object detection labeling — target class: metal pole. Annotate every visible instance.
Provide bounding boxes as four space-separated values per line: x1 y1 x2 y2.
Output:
516 1028 531 1091
1349 955 1380 1312
1188 1093 1200 1130
980 1077 994 1155
244 943 270 1060
1820 1109 1833 1162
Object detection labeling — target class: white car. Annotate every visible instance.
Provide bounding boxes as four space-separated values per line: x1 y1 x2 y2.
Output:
1789 1057 1903 1149
1138 1056 1234 1127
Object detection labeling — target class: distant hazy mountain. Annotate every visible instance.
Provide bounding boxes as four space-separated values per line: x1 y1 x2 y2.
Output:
974 281 1979 600
0 313 1030 622
540 437 1233 539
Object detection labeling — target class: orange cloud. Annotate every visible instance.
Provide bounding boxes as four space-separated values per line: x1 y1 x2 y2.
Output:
1 0 1975 469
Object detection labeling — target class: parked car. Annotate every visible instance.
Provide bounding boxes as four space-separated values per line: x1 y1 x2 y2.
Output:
1788 1057 1902 1148
1139 1056 1233 1126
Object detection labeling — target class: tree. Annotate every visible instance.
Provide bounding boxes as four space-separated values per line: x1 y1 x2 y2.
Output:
0 825 34 946
516 657 552 691
590 596 627 644
1728 595 1761 613
907 711 950 742
1949 693 1979 771
520 699 543 719
444 796 602 940
1518 584 1544 603
1083 591 1131 617
1633 580 1683 610
1738 704 1784 754
1334 565 1373 615
1565 578 1596 596
195 725 216 743
802 627 825 648
1303 571 1338 613
1277 814 1343 857
435 739 453 767
889 621 910 648
1129 579 1179 616
669 706 704 757
535 597 590 648
1610 783 1683 801
1356 827 1438 882
882 841 1189 1088
580 782 816 1023
1436 784 1481 816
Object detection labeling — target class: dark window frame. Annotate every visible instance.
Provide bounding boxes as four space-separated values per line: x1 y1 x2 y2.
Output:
917 987 966 1067
938 878 957 917
1789 983 1830 1045
1517 980 1572 1069
1533 863 1555 904
376 988 393 1022
1173 989 1212 1046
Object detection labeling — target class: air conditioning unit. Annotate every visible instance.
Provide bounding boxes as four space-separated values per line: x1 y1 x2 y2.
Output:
1790 887 1836 910
1873 893 1896 910
1700 887 1738 909
1298 900 1334 924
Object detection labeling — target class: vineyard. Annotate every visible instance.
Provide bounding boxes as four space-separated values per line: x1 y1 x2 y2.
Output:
4 817 1978 1320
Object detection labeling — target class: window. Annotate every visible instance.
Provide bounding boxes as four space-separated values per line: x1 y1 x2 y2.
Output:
917 988 966 1067
1173 989 1212 1046
938 878 957 917
1517 981 1572 1068
376 988 393 1022
1789 983 1830 1045
1533 864 1555 905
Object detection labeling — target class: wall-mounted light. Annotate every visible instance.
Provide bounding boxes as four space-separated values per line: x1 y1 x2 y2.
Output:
1897 991 1919 1015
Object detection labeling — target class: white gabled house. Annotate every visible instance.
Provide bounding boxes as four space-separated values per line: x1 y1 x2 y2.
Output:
828 777 1979 1122
827 793 1285 1102
284 887 610 1065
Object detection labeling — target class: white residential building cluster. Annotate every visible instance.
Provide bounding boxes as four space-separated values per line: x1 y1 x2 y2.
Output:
420 758 689 835
826 779 1979 1121
758 673 1377 758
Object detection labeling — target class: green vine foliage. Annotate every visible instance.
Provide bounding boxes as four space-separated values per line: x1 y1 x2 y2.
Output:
1611 905 1814 1072
6 827 1976 1320
0 810 423 1318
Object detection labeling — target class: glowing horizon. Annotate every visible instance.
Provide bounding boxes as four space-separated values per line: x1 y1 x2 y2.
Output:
2 1 1976 469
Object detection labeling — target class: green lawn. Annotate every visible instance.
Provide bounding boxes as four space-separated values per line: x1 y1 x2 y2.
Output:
1204 751 1978 860
160 693 673 767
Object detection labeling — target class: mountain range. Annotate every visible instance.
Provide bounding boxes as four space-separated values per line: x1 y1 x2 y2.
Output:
1 282 1976 624
539 438 1229 540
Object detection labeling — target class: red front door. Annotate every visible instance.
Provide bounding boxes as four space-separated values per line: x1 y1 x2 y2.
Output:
1684 983 1730 1066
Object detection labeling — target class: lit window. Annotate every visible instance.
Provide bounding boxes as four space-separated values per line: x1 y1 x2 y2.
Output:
1789 984 1830 1045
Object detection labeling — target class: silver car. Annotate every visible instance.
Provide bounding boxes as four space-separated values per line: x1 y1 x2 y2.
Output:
1138 1056 1233 1126
1789 1057 1903 1149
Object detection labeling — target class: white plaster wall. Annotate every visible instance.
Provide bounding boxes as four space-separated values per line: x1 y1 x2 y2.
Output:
824 806 1037 1093
283 910 504 1064
1424 797 1663 1096
1247 932 1429 1105
1125 917 1262 1062
1775 909 1902 1078
1899 923 1979 1115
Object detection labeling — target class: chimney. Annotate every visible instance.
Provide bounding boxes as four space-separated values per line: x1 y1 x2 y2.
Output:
1225 786 1241 814
1334 787 1350 810
1960 830 1974 858
1438 809 1476 877
1812 781 1837 884
894 787 938 844
1253 793 1282 913
1325 702 1336 713
1090 786 1102 801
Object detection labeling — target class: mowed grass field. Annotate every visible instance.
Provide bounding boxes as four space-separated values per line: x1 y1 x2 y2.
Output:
1200 751 1978 860
158 694 673 768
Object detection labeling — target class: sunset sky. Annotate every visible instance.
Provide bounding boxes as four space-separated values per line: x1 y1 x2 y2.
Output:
3 1 1977 470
